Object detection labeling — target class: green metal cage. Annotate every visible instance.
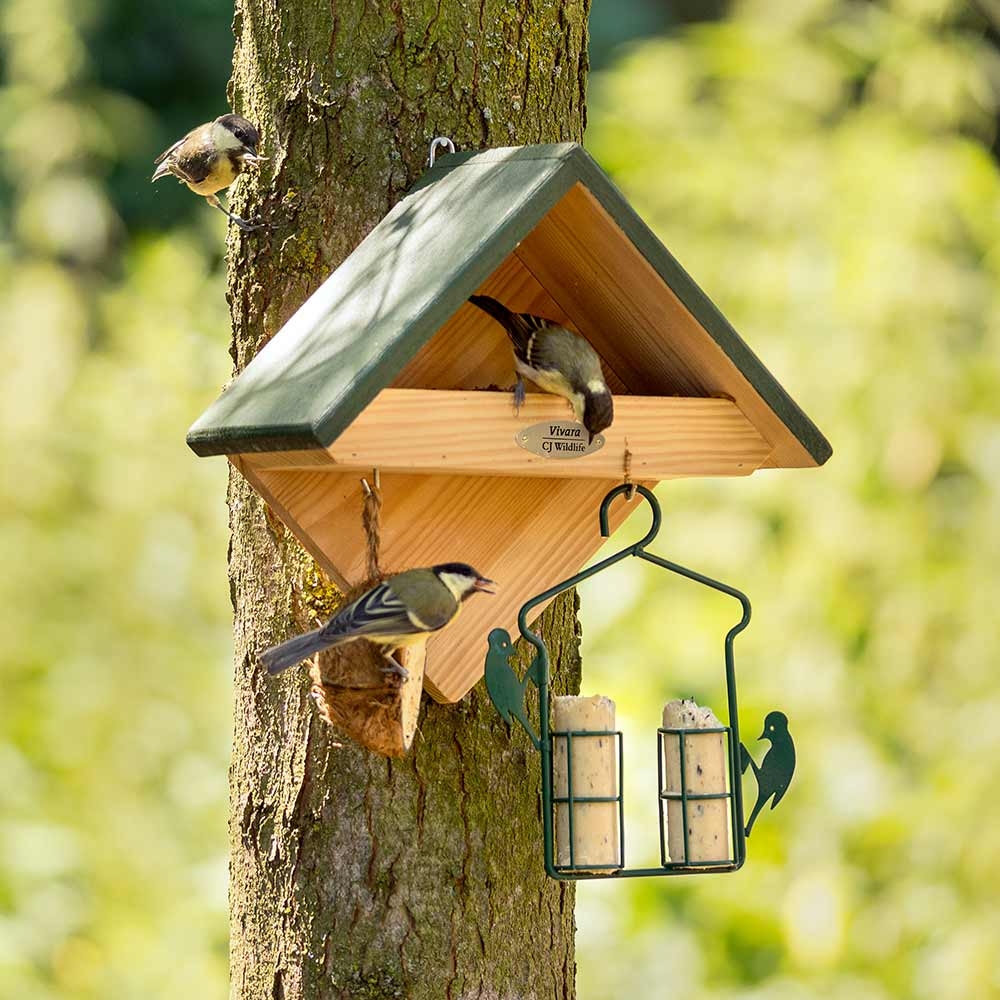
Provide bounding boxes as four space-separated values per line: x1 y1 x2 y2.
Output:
484 484 796 880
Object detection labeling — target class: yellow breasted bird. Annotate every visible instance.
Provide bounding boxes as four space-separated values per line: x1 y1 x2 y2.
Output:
468 294 614 443
152 114 266 231
260 563 496 677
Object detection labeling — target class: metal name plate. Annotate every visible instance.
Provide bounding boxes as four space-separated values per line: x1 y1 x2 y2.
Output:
515 420 605 459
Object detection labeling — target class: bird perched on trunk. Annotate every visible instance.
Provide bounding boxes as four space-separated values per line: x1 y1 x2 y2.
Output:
152 114 266 231
260 563 496 677
740 710 796 837
468 294 614 443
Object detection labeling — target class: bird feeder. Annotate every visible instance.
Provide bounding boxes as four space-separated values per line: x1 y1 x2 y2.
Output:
484 484 796 879
187 142 831 718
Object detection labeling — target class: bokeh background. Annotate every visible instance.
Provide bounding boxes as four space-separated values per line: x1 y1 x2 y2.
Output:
3 0 999 996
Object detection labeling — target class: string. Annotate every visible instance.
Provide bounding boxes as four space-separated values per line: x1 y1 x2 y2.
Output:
362 470 383 580
623 440 635 500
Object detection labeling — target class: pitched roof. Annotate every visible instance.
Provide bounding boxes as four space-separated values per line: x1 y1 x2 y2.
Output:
187 143 831 467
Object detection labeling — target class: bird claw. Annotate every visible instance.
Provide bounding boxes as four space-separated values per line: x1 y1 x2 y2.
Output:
513 377 526 414
380 656 410 680
207 193 271 233
231 215 272 233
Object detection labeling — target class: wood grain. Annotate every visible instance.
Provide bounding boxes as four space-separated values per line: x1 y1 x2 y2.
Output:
515 182 821 468
224 177 827 704
391 253 632 395
232 459 654 702
243 389 771 479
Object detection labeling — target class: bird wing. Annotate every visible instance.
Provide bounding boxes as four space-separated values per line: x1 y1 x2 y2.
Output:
152 125 216 185
153 133 189 166
319 581 429 642
507 312 553 367
467 295 552 364
528 325 603 384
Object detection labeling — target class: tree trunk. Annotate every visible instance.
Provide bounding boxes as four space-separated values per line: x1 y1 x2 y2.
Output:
224 3 590 998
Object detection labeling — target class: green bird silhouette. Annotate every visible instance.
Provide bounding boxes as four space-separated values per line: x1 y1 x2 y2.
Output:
741 710 795 838
484 628 541 745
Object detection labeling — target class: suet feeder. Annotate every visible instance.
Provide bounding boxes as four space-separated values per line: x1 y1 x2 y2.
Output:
188 143 831 715
484 484 797 879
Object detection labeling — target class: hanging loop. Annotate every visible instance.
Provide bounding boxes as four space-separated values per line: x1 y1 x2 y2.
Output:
428 136 456 167
599 483 661 549
622 441 635 501
361 469 383 580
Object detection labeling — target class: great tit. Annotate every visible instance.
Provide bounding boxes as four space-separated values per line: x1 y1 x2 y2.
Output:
260 563 496 677
468 294 614 443
152 114 266 231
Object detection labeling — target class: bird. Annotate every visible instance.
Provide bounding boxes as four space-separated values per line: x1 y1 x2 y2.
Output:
468 294 614 443
741 710 796 838
484 628 541 743
260 563 496 677
152 113 266 231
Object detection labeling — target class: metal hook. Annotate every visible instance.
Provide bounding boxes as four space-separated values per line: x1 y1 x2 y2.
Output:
429 136 456 167
599 483 661 549
515 485 663 640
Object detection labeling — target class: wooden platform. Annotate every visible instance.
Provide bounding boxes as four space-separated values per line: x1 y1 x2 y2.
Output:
189 144 830 705
232 389 773 703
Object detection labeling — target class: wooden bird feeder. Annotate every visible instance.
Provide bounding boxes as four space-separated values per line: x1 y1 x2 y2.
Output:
188 143 831 714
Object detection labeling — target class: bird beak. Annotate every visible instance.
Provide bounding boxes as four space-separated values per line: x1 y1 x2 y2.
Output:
758 730 767 741
474 577 497 594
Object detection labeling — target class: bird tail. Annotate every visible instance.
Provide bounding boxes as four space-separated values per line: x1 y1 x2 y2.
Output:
468 294 538 355
260 627 333 675
469 294 514 327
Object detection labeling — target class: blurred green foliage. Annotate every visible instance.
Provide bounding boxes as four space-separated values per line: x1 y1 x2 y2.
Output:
2 0 999 996
579 0 1000 997
0 0 235 995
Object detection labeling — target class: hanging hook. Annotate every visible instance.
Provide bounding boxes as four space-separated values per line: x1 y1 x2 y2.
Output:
429 136 456 167
599 483 661 549
517 485 664 637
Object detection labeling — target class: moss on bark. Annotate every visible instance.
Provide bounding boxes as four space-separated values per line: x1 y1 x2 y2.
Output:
226 2 590 997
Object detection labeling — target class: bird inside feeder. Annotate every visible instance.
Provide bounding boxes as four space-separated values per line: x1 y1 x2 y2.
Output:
467 294 614 443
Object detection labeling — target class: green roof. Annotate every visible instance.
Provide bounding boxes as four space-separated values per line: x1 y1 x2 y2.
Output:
187 143 830 465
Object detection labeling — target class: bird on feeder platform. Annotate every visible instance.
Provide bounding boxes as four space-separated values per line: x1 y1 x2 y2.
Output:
152 114 267 231
468 294 614 444
260 563 496 678
740 710 796 837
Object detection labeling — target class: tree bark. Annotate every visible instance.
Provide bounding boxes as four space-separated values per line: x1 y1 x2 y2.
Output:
224 3 590 997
